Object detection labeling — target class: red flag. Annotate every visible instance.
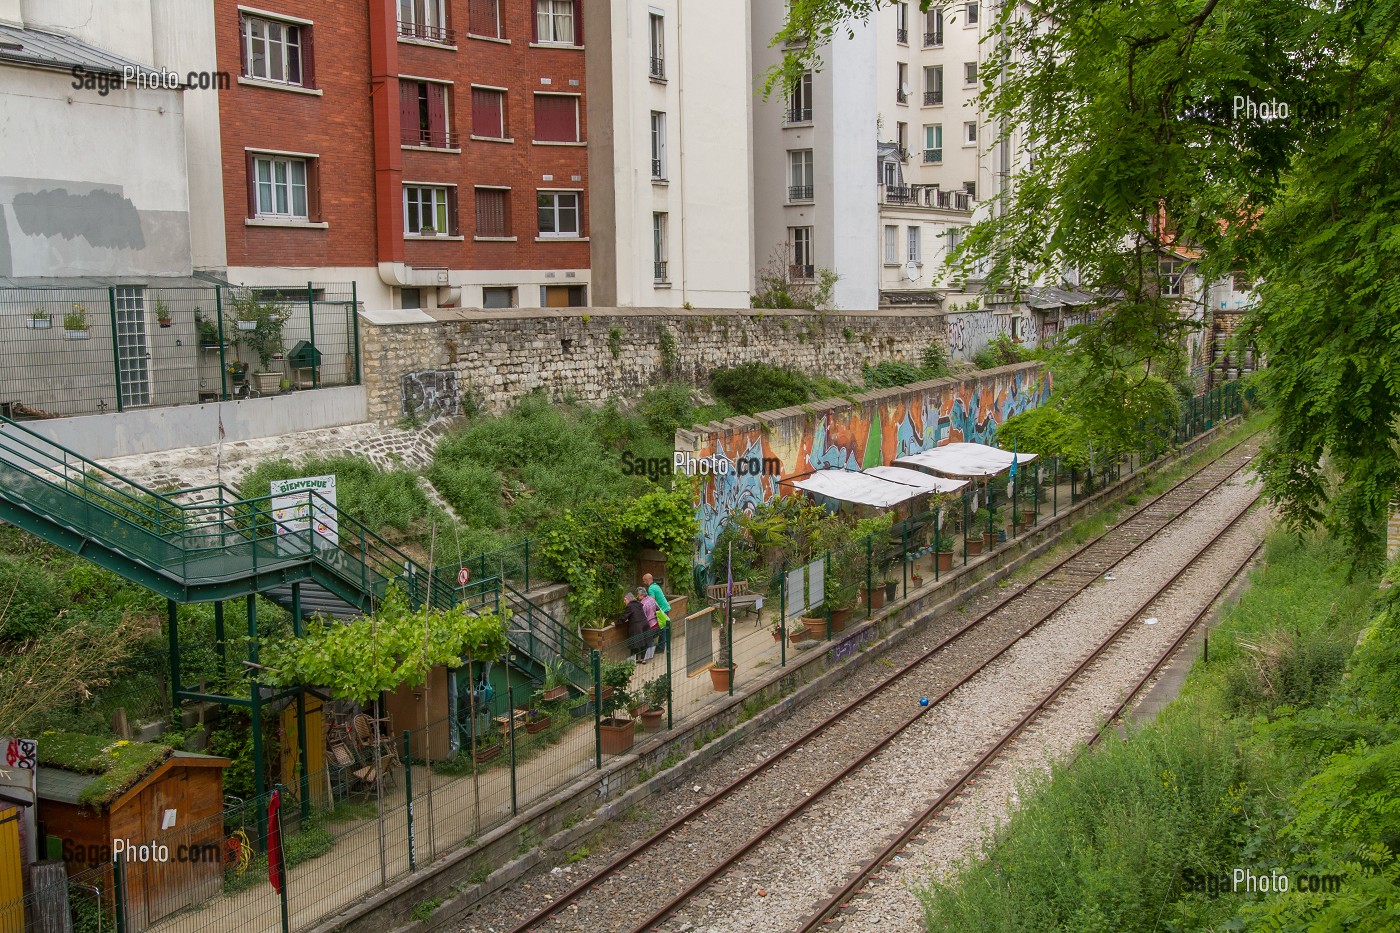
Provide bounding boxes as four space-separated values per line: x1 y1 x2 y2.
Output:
267 788 284 894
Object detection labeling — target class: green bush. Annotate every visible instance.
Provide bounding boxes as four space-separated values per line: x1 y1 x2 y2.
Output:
710 362 814 414
0 552 62 640
239 455 432 534
427 459 504 529
971 333 1031 370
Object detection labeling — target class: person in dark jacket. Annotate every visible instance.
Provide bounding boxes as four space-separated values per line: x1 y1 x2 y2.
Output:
618 591 649 662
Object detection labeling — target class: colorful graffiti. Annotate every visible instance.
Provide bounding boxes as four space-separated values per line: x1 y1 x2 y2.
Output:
691 364 1051 561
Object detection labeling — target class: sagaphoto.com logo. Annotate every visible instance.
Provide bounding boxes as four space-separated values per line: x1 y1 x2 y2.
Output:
71 64 231 97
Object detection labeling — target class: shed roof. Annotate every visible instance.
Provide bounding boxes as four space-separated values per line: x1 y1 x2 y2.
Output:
893 442 1038 478
790 469 924 509
862 465 969 495
36 735 228 811
0 23 156 77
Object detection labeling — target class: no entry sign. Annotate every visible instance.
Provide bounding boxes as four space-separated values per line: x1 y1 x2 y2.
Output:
458 567 471 586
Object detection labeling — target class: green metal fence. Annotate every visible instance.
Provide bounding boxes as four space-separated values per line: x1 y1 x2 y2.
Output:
0 282 359 420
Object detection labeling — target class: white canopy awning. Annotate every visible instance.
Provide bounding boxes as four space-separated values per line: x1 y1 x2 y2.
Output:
790 469 924 508
863 465 969 495
893 442 1038 479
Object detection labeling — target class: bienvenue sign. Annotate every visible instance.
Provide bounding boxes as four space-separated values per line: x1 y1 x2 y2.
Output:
270 475 338 554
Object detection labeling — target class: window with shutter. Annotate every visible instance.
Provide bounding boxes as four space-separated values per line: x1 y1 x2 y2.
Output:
404 185 453 236
468 0 502 38
475 188 508 237
242 14 305 85
535 0 575 44
472 88 506 138
534 94 579 142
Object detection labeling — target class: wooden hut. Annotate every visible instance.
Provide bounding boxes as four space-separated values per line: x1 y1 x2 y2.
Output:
36 735 229 931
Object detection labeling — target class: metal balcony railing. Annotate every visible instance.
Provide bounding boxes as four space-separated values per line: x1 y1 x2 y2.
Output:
790 263 815 280
924 31 943 46
398 20 455 44
654 261 669 283
651 158 665 179
896 27 908 43
401 127 460 149
878 184 974 211
924 90 943 105
896 89 908 104
923 148 942 163
785 106 813 124
649 56 665 79
788 184 814 201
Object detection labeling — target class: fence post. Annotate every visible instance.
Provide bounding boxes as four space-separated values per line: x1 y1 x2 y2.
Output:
779 562 787 666
524 539 531 591
728 604 735 696
1033 462 1039 525
901 521 908 598
107 287 124 412
592 649 602 769
350 281 361 385
167 600 181 728
665 633 674 730
306 282 320 388
113 857 128 933
507 674 518 816
962 487 969 565
403 730 415 872
865 536 873 618
1053 457 1059 515
933 510 941 582
216 288 230 400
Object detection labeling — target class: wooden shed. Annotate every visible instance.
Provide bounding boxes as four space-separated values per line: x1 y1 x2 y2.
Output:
36 736 229 931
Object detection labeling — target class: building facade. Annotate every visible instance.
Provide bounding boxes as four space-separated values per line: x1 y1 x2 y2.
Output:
585 0 754 308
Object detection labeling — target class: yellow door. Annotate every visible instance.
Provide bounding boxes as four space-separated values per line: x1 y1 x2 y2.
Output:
0 807 23 933
280 697 327 808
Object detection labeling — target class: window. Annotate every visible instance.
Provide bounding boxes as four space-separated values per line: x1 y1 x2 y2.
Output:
908 226 922 263
472 87 507 139
541 284 587 307
653 213 669 283
964 121 977 144
789 226 814 280
896 62 909 104
895 2 909 43
401 80 454 148
1159 258 1184 296
896 122 908 157
946 226 964 251
884 225 899 265
965 61 978 85
404 185 454 235
924 124 942 163
535 0 576 44
401 288 422 308
399 0 452 43
535 94 580 142
649 13 665 79
468 0 502 38
924 7 943 45
475 187 509 237
787 72 813 123
923 66 943 105
965 2 979 25
1232 272 1252 292
538 190 581 236
651 111 668 180
251 155 310 219
882 159 899 188
963 180 977 197
483 286 516 308
788 149 813 201
242 14 306 86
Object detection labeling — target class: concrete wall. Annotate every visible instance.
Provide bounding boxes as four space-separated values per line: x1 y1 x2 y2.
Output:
358 305 962 423
678 361 1050 557
24 385 368 459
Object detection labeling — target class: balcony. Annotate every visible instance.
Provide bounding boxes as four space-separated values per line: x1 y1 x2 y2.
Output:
651 159 665 180
896 89 908 105
923 148 942 163
924 31 943 46
401 127 460 149
879 184 974 211
784 107 813 124
654 261 669 283
788 185 814 202
790 263 815 281
924 90 943 105
896 27 908 43
398 20 455 45
650 56 665 79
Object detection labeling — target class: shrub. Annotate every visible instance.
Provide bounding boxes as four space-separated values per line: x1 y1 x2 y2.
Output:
239 456 432 534
0 553 61 641
710 362 813 414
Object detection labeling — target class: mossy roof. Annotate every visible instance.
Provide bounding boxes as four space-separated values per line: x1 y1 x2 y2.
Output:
35 732 179 809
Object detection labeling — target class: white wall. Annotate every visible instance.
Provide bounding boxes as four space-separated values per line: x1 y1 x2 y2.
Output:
21 0 155 63
827 19 879 309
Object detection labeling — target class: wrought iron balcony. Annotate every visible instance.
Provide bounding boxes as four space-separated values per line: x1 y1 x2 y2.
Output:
896 27 908 43
923 148 942 163
790 263 815 280
924 31 943 46
896 89 908 104
649 56 665 79
654 261 669 283
924 90 943 106
651 159 665 180
785 107 813 124
401 128 461 149
788 185 814 202
398 20 455 44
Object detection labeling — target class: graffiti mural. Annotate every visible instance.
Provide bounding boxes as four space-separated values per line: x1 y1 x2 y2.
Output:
691 364 1051 561
402 370 460 421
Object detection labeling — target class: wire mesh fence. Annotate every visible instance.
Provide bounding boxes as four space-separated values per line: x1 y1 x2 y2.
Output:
0 283 359 420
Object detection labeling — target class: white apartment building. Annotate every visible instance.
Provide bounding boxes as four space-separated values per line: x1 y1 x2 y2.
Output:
584 0 755 308
751 0 1012 310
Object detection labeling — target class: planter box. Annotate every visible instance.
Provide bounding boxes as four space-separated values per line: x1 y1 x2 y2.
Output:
62 329 90 340
542 685 569 703
581 626 624 652
474 743 502 763
599 718 635 755
236 320 258 331
25 318 51 330
525 714 551 734
789 628 807 645
936 551 953 571
253 372 282 394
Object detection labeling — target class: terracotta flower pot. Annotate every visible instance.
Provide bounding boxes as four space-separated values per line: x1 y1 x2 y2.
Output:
862 588 886 609
709 665 733 692
965 537 984 556
474 743 502 763
937 551 953 571
829 608 851 632
599 718 635 755
910 574 924 589
640 708 665 732
543 685 569 702
789 629 807 644
802 616 828 639
526 714 551 734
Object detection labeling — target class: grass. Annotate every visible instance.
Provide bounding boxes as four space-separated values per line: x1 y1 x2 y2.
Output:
917 529 1380 932
565 845 591 864
409 898 442 922
36 732 172 807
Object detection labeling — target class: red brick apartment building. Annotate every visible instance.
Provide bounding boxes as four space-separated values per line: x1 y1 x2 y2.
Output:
217 0 590 309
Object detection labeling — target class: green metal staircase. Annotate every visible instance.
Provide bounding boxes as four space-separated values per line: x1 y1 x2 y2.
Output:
0 415 581 682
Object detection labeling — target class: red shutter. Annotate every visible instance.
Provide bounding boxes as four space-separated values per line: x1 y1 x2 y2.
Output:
573 0 582 45
307 158 322 221
300 25 315 87
472 88 502 138
245 152 258 217
534 94 577 142
447 189 460 236
531 0 539 41
469 0 500 38
475 189 507 237
427 82 448 146
400 79 420 145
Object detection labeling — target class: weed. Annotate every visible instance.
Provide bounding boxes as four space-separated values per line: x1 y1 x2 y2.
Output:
608 325 623 358
562 812 583 830
409 898 442 922
469 863 491 884
565 845 591 864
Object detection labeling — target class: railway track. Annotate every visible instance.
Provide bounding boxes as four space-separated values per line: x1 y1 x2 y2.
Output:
475 438 1260 933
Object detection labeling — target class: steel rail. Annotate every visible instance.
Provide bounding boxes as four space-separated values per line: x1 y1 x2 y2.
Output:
496 436 1257 933
796 504 1266 931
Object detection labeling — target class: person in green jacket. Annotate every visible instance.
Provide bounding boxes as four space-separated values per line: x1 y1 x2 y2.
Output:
643 573 671 652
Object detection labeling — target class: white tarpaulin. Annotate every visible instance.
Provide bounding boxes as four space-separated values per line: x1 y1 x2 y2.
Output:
892 442 1038 478
790 469 924 508
271 475 339 554
863 465 969 495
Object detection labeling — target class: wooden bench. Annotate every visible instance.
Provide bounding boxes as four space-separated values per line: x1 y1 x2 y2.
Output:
705 582 764 623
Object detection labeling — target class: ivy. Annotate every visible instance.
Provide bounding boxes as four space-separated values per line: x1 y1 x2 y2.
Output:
260 586 508 702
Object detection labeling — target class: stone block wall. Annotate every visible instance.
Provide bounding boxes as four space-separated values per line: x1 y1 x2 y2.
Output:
359 306 962 423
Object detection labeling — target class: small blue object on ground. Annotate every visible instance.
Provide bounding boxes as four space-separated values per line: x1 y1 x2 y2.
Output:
920 697 930 707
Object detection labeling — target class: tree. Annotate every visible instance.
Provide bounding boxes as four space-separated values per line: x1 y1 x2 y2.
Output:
768 0 1400 566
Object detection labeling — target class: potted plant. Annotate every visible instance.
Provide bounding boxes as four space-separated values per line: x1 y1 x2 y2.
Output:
770 620 784 642
909 560 924 589
63 305 90 340
542 658 571 702
639 676 668 732
194 310 222 348
598 658 637 754
709 625 734 692
155 299 173 328
967 508 989 555
232 293 290 392
936 538 954 571
473 730 503 763
525 693 552 734
25 309 51 330
419 225 438 237
789 625 807 645
801 614 828 640
884 577 899 603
